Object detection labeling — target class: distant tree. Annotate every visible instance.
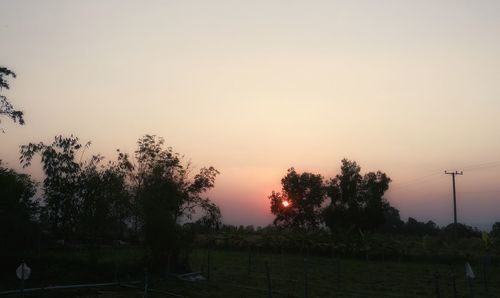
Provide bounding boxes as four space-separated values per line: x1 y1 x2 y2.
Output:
379 206 404 233
323 159 392 231
401 217 439 236
0 67 25 129
0 161 39 254
441 223 480 238
491 222 500 249
269 167 326 230
491 222 500 239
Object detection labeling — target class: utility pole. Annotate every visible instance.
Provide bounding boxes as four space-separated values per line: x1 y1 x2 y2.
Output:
445 170 463 225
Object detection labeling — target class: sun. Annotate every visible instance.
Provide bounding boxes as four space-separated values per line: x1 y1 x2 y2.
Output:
282 200 290 207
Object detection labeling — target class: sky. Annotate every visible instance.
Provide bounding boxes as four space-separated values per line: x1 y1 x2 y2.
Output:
1 0 500 229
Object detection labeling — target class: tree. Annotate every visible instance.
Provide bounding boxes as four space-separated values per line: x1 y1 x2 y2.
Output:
130 135 221 271
0 161 39 254
76 154 132 242
0 67 24 129
269 167 325 230
20 135 85 239
20 135 133 242
323 159 392 231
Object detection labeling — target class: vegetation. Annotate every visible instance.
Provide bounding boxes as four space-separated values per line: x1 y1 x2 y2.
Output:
2 66 500 296
0 66 24 129
15 134 221 273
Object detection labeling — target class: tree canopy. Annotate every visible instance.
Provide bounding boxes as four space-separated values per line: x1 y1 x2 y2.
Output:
0 161 39 254
20 134 221 271
269 167 326 230
0 67 24 129
323 159 392 231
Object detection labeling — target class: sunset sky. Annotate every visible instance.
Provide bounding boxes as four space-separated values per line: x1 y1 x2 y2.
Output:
1 1 500 229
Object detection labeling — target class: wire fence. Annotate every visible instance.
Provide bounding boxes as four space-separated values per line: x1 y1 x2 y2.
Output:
1 248 499 297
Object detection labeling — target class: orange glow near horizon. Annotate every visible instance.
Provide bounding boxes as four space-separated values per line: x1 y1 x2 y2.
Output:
282 200 290 207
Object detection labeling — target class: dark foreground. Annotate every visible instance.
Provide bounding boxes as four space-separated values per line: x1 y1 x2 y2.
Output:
1 248 499 297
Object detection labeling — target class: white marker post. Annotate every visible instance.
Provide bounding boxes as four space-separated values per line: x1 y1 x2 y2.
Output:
16 262 31 297
465 262 474 297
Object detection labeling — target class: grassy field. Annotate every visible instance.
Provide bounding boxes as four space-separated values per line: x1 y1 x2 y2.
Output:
2 248 499 297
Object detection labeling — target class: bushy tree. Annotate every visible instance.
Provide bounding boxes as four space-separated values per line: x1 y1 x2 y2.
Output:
130 135 221 271
0 161 38 254
401 217 439 236
269 167 325 230
21 136 85 239
323 159 392 231
20 136 132 241
0 67 24 129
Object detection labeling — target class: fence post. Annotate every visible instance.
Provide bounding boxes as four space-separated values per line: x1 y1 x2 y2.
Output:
304 258 309 298
265 261 272 298
481 256 488 293
143 268 149 298
207 247 211 281
247 248 251 276
336 259 341 290
467 276 474 298
451 273 457 298
434 272 440 298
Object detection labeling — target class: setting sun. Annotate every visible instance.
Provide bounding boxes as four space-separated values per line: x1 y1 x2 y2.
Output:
282 200 290 207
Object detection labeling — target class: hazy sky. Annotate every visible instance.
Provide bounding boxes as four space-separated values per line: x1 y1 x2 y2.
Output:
1 1 500 229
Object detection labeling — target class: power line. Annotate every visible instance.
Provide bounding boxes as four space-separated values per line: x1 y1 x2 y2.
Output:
389 159 500 192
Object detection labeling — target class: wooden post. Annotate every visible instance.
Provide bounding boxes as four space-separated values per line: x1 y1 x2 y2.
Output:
481 256 488 293
207 248 211 281
247 248 251 276
451 273 457 298
304 258 309 298
434 273 440 298
265 261 272 298
143 268 148 298
467 277 474 298
336 259 341 289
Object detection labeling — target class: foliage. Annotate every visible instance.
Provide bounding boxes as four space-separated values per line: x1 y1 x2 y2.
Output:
20 135 132 241
130 135 221 270
0 67 24 129
441 223 481 238
21 135 91 239
400 217 439 236
323 159 392 231
0 161 39 254
269 167 326 230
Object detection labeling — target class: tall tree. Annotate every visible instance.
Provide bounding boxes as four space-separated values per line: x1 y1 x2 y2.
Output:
20 135 84 239
323 159 392 231
131 135 221 270
20 135 133 241
0 67 24 129
269 167 325 230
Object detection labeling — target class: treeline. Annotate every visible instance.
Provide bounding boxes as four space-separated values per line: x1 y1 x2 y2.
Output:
1 134 221 271
267 159 498 239
216 219 487 239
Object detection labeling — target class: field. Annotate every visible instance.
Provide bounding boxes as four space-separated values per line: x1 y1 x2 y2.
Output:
1 247 499 297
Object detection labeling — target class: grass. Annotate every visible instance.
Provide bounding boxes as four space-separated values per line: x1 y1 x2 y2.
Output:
2 248 499 297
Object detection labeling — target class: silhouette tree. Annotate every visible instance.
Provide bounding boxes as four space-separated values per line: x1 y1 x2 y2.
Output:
20 135 132 241
0 161 39 255
76 153 132 243
269 167 325 230
21 135 85 239
323 159 392 231
0 67 24 129
130 135 221 271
